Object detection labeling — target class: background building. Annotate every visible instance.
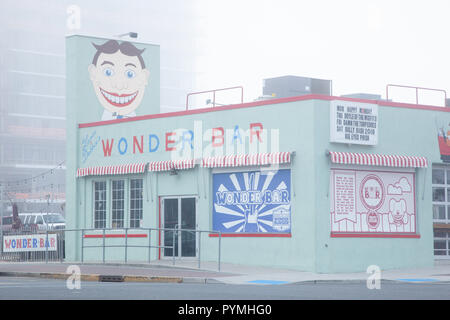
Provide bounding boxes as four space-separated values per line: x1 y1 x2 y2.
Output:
0 0 205 216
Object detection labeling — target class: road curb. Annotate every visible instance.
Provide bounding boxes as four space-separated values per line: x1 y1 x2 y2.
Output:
182 277 224 284
290 279 450 285
0 271 185 283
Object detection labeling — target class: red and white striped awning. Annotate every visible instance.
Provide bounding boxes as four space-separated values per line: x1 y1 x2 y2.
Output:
202 152 291 168
148 159 196 172
329 151 428 168
77 163 147 177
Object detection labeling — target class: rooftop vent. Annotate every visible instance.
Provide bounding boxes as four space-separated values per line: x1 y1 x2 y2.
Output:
340 93 382 101
262 75 332 99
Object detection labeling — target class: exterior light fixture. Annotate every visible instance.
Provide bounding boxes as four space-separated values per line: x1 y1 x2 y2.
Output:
115 32 138 39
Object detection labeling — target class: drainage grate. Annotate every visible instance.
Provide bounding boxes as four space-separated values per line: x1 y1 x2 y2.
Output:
99 275 124 282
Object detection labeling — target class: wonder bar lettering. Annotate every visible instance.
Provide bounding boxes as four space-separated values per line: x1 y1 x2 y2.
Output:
3 234 58 253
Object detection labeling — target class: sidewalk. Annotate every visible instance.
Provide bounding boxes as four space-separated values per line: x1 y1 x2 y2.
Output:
0 259 449 285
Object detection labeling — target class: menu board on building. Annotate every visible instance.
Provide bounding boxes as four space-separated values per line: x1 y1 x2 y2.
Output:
330 100 378 145
330 169 416 235
334 172 356 223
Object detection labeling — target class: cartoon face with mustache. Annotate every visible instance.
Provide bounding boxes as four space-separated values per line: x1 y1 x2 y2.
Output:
88 40 150 120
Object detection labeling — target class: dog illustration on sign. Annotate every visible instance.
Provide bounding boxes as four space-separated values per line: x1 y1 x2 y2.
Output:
88 40 150 121
388 198 408 226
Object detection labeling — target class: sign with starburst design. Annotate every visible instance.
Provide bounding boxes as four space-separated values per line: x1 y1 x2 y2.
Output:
212 169 291 234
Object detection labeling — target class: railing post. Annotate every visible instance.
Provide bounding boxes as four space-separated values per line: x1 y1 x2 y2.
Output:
45 230 49 264
59 230 63 263
102 228 105 264
198 231 201 269
148 229 151 263
81 229 84 263
125 228 128 263
172 226 176 266
218 231 222 272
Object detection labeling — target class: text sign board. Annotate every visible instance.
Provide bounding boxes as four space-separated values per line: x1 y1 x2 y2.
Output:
3 234 58 253
330 100 378 145
213 169 291 234
330 169 416 235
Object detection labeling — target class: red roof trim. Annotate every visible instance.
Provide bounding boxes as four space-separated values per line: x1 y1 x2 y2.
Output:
78 94 449 129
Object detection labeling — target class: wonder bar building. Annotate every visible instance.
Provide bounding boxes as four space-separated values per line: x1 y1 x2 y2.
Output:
66 35 445 273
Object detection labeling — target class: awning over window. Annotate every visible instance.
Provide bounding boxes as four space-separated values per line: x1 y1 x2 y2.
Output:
77 160 197 177
76 153 292 177
76 163 147 177
329 151 428 168
202 152 292 168
148 159 196 172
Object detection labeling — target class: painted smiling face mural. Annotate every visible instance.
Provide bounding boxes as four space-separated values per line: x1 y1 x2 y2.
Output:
88 40 150 120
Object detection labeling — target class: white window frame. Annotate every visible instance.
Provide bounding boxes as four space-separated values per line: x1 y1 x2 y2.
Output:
91 176 145 230
129 178 144 229
431 165 450 259
93 180 107 229
111 179 125 229
434 229 450 259
431 166 450 224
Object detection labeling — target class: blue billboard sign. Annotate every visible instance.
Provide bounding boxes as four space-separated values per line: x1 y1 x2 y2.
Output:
213 169 291 234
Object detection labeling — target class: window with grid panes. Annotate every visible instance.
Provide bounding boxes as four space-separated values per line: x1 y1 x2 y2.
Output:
432 166 450 258
432 167 450 223
111 180 125 228
434 230 450 257
94 181 107 228
130 179 143 228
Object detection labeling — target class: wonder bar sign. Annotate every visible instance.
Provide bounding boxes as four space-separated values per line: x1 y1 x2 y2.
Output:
213 169 291 234
3 234 57 253
330 100 378 145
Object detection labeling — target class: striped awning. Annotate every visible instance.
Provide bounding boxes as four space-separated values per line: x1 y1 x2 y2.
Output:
76 163 147 177
148 159 196 172
329 151 428 168
203 152 291 168
76 153 292 177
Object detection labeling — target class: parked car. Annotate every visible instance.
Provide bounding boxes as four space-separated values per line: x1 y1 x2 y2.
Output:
1 216 13 233
19 213 66 231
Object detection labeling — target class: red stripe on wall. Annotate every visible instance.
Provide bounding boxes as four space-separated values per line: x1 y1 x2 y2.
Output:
208 233 292 238
330 233 420 239
83 234 148 238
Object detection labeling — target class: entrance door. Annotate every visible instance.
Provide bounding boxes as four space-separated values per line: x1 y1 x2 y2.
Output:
162 197 196 258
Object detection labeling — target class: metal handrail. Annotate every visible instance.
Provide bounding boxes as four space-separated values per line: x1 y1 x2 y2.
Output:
386 84 447 106
1 226 222 271
79 226 223 271
186 86 244 111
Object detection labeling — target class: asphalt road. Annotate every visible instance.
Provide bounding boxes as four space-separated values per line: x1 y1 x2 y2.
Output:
0 277 448 300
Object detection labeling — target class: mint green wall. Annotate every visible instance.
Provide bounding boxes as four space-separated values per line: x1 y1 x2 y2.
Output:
65 35 159 262
71 100 317 269
66 36 439 272
313 100 439 272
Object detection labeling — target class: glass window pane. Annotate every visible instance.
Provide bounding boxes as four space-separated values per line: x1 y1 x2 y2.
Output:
433 205 446 220
130 179 143 228
434 230 445 238
112 180 124 229
434 240 446 250
433 187 445 202
94 181 107 229
433 169 445 184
